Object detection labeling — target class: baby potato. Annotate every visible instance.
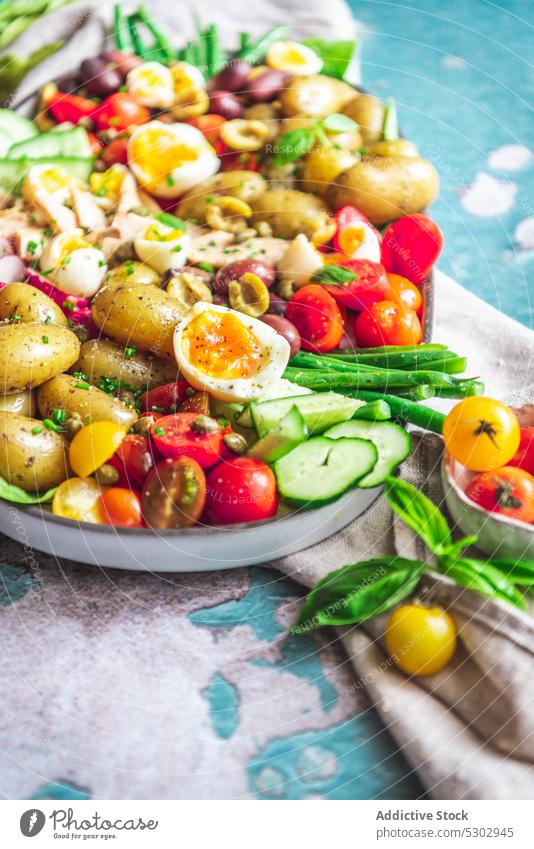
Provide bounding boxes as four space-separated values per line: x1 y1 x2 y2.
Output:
91 282 187 358
328 155 440 225
38 374 138 428
0 323 81 393
0 412 69 492
367 139 419 158
300 146 359 198
0 283 68 327
250 189 336 244
280 75 355 118
74 338 178 393
105 261 162 287
342 93 385 144
0 389 36 417
177 170 267 224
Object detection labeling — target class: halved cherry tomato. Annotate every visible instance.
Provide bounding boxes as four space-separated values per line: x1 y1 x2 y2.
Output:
99 487 143 527
69 421 126 478
93 92 150 132
142 457 206 529
381 213 443 285
88 132 103 156
185 113 226 155
509 428 534 476
221 150 260 172
386 273 422 313
332 205 376 254
354 300 422 347
443 397 520 472
205 457 277 524
101 136 129 166
322 260 389 311
52 477 103 523
108 434 153 489
150 413 222 468
140 380 193 414
285 284 344 353
178 390 210 415
465 466 534 523
48 93 96 125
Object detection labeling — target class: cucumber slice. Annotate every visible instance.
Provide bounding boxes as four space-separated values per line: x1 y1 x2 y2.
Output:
248 405 307 463
0 129 11 158
8 126 92 160
251 391 364 437
0 109 37 144
274 436 378 507
236 379 313 428
324 420 411 488
0 156 94 195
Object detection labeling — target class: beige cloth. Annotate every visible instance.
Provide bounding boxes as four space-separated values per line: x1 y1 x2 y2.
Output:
5 0 534 800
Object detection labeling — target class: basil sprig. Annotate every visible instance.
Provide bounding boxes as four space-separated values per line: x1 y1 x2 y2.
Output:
301 38 356 80
311 265 358 286
272 114 358 166
0 475 57 505
295 476 534 632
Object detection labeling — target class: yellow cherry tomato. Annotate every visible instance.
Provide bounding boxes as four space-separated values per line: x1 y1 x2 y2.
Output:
385 604 457 677
52 477 104 523
442 397 520 472
69 421 126 478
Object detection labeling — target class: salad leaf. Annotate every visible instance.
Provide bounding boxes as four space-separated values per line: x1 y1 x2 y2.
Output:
0 475 57 505
311 264 358 285
445 557 527 610
384 476 453 556
302 38 356 80
483 559 534 587
322 113 358 133
272 127 316 166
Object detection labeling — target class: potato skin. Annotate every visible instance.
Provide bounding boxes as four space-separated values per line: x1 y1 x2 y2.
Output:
300 146 359 198
0 283 67 327
280 75 355 118
74 338 178 392
0 389 36 417
367 139 419 158
38 374 138 428
250 189 336 244
342 94 385 144
91 283 186 358
105 262 162 288
0 412 69 492
0 323 81 393
177 170 267 223
328 155 440 225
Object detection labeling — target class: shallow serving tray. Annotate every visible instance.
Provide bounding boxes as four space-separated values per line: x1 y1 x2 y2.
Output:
0 87 435 571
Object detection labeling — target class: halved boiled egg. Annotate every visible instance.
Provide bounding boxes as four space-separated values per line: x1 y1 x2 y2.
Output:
128 120 220 198
174 302 291 402
266 41 323 76
134 221 190 275
126 61 174 109
171 61 206 103
89 164 127 206
40 228 107 297
336 221 381 263
23 163 72 206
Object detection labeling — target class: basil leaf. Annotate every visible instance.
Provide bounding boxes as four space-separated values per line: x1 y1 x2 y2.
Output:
445 558 527 610
0 475 57 505
382 98 399 141
271 128 316 166
311 264 358 285
484 558 534 587
384 476 452 556
295 556 423 632
302 38 356 80
322 113 358 133
441 535 478 562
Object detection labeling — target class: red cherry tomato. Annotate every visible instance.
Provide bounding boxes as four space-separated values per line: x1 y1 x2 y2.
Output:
508 428 534 476
386 273 422 313
87 132 103 155
99 487 143 527
465 466 534 524
185 113 226 154
322 260 389 311
101 136 129 166
285 284 344 353
221 151 260 171
108 434 153 490
354 300 422 347
205 457 277 524
381 213 443 285
93 93 150 132
150 413 222 469
48 93 96 125
332 205 377 253
139 380 193 414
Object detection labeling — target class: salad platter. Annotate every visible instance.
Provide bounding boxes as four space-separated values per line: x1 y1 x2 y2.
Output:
0 8 464 570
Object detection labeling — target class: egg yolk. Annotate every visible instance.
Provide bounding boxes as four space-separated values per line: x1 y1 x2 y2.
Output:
134 68 169 95
171 67 197 95
338 225 365 256
282 47 307 66
130 128 199 186
143 224 184 242
90 167 125 200
181 310 262 381
58 236 91 262
38 167 70 194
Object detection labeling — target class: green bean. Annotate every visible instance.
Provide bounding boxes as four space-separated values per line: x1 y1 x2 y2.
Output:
237 26 289 64
284 366 465 391
338 389 446 434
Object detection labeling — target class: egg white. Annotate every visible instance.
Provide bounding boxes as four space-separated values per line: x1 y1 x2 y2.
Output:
266 41 323 75
40 229 107 297
127 120 220 198
174 302 291 403
23 163 72 206
134 223 191 274
126 61 175 109
338 221 381 263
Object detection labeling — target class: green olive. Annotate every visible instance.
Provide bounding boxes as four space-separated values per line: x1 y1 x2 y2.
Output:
228 273 270 317
105 261 161 287
165 272 213 310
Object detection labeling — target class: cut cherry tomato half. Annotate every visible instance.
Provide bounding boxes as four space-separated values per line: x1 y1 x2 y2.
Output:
108 434 154 490
322 259 389 311
354 300 422 347
285 284 344 353
205 457 277 524
93 92 150 132
142 457 206 529
139 380 193 414
381 213 443 285
150 413 222 468
48 93 96 125
69 421 127 478
101 136 129 166
99 487 143 527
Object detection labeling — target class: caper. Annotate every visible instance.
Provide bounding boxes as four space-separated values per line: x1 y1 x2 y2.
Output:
94 463 120 486
64 413 84 440
191 415 219 434
223 432 248 455
133 413 158 437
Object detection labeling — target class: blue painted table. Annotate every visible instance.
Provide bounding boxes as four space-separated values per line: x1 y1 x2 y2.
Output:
1 0 532 802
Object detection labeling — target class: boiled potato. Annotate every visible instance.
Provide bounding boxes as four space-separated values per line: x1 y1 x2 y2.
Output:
280 75 355 118
367 139 419 158
177 171 267 224
73 338 178 392
0 323 80 393
91 283 187 358
105 261 162 287
0 389 36 417
328 155 440 225
38 374 138 428
0 283 67 327
250 189 336 244
0 412 69 492
342 94 385 144
300 146 359 198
